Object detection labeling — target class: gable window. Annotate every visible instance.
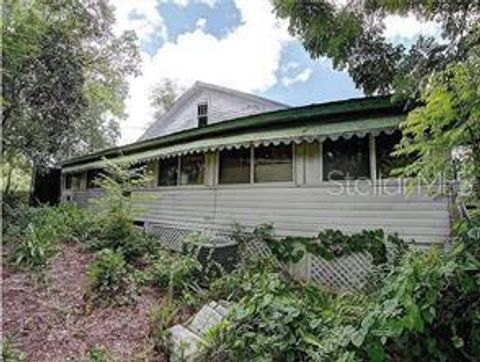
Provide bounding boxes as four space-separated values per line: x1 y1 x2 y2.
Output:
158 157 178 186
254 144 293 183
180 154 205 185
197 103 208 127
323 136 370 181
219 148 251 184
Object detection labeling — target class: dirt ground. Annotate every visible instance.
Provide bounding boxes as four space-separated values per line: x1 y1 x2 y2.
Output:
2 243 167 361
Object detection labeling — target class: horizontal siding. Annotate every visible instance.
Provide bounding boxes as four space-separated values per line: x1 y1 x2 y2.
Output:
94 185 450 246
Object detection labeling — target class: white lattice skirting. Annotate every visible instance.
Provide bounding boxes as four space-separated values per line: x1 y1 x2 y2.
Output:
147 223 379 292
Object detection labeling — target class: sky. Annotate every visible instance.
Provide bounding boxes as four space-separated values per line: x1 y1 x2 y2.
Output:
112 0 440 144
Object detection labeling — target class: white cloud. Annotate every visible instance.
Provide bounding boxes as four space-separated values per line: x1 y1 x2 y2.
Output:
196 17 207 30
118 0 292 144
112 0 167 41
282 68 313 86
383 15 441 41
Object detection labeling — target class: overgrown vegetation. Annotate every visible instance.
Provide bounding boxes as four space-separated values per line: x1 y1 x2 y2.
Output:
86 248 133 306
199 216 480 361
4 160 479 361
241 223 408 265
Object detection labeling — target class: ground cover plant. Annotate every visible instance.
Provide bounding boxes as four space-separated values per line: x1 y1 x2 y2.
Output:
3 159 479 361
198 217 480 362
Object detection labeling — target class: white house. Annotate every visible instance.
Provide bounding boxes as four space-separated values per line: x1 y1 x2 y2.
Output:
60 82 451 249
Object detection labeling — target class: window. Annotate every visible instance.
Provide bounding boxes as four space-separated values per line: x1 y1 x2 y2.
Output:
254 144 293 183
65 174 73 189
197 103 208 127
219 148 251 184
323 136 370 181
376 130 412 178
158 157 178 186
72 174 82 189
180 154 205 185
87 169 102 189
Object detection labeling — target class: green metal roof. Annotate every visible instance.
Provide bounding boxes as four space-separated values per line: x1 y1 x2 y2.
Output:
60 95 405 172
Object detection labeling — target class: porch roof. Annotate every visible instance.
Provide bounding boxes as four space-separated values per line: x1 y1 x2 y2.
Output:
62 113 403 173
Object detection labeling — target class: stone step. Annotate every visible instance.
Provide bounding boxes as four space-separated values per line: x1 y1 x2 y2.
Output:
168 300 232 361
169 324 204 362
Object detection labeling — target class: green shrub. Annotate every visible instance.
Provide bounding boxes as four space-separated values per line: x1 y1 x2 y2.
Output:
202 237 480 362
8 223 56 269
200 270 367 361
2 338 26 362
86 248 132 305
149 300 179 352
138 249 201 297
87 345 112 362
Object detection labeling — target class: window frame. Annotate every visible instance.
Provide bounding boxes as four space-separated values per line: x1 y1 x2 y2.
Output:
157 154 206 188
321 135 372 182
217 147 252 185
157 156 180 187
197 102 208 128
216 144 295 187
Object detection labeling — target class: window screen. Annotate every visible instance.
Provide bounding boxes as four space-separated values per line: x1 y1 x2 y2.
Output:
86 169 102 189
376 131 411 178
254 144 293 183
158 157 178 186
219 148 251 184
65 174 73 189
323 136 370 181
180 154 205 185
197 103 208 127
72 174 82 189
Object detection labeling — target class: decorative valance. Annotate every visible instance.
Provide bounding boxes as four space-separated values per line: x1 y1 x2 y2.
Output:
62 116 401 173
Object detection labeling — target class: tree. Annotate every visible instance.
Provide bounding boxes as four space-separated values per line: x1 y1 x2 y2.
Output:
149 78 184 123
2 0 140 194
273 0 480 200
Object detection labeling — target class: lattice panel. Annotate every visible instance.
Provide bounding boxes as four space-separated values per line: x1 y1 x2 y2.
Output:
149 224 193 251
309 252 374 292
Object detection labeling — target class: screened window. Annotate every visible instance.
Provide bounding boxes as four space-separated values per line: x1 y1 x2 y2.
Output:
376 131 411 178
65 174 73 189
254 144 293 183
72 174 82 189
180 154 205 185
219 148 251 184
158 157 178 186
87 169 102 189
323 136 370 181
197 103 208 127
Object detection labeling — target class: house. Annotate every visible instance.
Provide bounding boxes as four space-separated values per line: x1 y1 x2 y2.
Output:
59 82 451 249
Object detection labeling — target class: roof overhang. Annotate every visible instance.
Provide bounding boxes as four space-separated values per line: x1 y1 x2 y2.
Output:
62 114 403 173
60 95 406 173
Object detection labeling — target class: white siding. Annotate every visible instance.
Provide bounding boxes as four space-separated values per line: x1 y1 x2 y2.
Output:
147 88 285 138
63 139 451 247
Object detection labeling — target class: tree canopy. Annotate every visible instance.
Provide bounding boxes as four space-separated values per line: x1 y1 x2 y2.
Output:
2 0 140 171
149 78 185 124
273 0 480 200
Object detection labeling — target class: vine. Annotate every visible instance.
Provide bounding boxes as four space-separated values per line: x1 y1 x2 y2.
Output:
251 224 408 265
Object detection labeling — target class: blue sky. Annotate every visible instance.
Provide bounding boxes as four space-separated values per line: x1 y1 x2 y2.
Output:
112 0 439 143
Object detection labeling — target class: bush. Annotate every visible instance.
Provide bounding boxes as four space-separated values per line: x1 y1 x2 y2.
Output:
149 300 180 353
137 249 202 297
86 249 132 305
8 223 56 269
199 270 367 361
2 339 26 362
4 204 98 270
201 237 480 362
87 345 113 362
